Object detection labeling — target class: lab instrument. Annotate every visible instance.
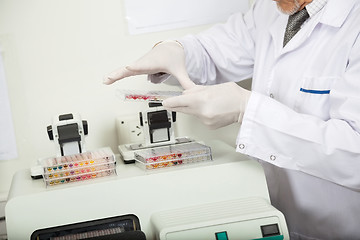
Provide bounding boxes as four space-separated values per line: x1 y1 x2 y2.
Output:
31 113 117 186
118 100 204 166
151 197 289 240
7 106 289 239
7 140 284 239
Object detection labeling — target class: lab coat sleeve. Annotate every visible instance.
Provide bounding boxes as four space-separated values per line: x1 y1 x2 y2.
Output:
178 4 257 85
236 33 360 191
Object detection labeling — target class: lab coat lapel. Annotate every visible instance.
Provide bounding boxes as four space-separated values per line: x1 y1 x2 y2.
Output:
269 13 288 58
281 12 322 54
268 11 317 57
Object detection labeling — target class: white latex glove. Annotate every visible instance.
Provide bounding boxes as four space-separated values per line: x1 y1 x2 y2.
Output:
162 82 251 129
103 40 195 90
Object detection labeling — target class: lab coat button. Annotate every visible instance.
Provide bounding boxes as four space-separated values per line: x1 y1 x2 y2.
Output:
270 155 276 161
239 144 245 149
270 93 274 98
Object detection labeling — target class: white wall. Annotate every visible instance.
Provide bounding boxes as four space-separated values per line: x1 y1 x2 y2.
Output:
0 0 252 199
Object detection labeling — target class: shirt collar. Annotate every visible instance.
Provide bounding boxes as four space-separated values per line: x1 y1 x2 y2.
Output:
305 0 328 17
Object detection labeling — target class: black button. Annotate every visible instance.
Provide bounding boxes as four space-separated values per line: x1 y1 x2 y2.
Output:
261 223 280 237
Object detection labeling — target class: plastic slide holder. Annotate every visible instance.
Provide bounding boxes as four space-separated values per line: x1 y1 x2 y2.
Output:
117 89 182 102
40 147 116 187
134 142 212 170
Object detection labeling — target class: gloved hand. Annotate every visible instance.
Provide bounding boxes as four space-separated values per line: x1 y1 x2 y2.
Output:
162 82 251 129
103 40 195 89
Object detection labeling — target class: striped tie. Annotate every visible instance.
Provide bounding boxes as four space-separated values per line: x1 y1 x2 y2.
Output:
283 8 310 47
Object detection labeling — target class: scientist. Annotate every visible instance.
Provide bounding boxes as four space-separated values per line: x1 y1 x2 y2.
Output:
104 0 360 239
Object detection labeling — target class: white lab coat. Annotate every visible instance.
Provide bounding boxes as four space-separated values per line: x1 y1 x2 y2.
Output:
178 0 360 239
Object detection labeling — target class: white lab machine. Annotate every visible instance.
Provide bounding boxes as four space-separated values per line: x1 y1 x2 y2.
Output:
6 140 289 239
117 92 197 165
5 97 289 239
151 197 288 240
30 113 90 179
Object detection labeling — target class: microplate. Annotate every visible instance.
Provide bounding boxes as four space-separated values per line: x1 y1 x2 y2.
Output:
117 89 182 102
40 147 116 187
134 142 212 170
